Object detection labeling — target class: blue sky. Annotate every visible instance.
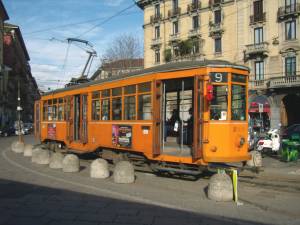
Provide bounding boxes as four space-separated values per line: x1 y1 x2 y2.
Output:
3 0 143 90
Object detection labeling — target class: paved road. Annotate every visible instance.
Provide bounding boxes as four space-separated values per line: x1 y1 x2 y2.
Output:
0 135 300 225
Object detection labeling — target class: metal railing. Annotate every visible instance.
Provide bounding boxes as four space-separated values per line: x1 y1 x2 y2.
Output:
250 12 266 24
277 3 300 20
168 7 181 18
150 14 162 24
187 2 201 12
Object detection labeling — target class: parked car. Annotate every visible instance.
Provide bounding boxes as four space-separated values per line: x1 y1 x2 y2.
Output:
23 123 33 135
281 124 300 140
0 126 16 137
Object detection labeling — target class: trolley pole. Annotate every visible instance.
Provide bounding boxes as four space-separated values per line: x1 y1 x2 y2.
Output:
17 80 23 143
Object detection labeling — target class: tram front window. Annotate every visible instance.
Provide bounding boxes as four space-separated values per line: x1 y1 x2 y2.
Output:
231 85 246 121
210 85 228 120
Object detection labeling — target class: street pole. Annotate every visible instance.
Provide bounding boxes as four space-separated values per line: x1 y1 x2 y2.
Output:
17 80 23 143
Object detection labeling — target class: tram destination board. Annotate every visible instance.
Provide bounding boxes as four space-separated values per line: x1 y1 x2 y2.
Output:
112 125 132 148
210 72 228 83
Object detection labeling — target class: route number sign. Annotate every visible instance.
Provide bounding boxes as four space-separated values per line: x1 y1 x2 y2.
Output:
210 72 228 83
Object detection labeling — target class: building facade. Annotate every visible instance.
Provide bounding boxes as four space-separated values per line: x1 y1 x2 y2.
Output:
137 0 300 129
2 23 40 126
90 58 144 80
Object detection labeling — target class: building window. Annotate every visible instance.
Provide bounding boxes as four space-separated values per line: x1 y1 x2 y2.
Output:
155 49 160 63
192 39 200 54
173 45 180 57
172 21 179 34
286 0 296 12
215 38 222 53
214 9 221 24
192 0 199 6
285 20 296 40
172 0 178 11
253 0 263 21
255 61 264 80
155 26 160 39
285 56 296 76
154 4 160 17
192 15 199 30
254 27 263 44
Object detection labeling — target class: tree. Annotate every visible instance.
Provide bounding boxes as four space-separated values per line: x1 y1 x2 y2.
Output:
101 33 143 66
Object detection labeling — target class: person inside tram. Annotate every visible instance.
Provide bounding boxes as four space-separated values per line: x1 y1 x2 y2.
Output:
165 109 180 141
184 108 193 146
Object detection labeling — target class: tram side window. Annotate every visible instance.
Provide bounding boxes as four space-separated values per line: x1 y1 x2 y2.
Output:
47 99 53 121
101 89 111 120
124 85 136 120
210 85 228 120
58 98 64 121
231 85 246 121
137 82 152 120
43 101 48 121
52 99 58 121
138 94 151 120
112 97 122 120
92 91 100 120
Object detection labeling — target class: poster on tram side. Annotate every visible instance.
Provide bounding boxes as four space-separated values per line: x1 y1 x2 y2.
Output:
112 125 132 148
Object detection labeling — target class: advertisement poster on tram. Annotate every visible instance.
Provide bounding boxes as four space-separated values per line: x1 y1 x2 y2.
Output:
112 125 132 148
47 124 56 139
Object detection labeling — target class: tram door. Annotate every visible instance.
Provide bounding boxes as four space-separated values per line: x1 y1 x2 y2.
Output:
66 94 88 144
154 77 203 158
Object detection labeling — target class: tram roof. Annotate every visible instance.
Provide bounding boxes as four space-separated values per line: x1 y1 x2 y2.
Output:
42 60 249 96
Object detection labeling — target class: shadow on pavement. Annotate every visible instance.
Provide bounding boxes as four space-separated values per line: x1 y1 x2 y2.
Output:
0 178 269 225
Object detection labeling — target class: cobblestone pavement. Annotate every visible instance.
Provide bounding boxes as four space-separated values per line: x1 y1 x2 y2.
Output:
0 135 300 225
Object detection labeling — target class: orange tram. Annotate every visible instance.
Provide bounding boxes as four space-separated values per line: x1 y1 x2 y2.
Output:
34 60 251 175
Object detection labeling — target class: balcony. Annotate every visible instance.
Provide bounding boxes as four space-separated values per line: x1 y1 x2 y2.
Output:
168 7 181 18
209 22 224 37
169 33 180 42
170 52 205 63
244 42 269 61
249 79 268 91
277 3 300 22
187 2 201 13
150 14 162 24
151 38 162 47
269 75 300 89
209 0 224 7
250 12 266 25
188 28 201 38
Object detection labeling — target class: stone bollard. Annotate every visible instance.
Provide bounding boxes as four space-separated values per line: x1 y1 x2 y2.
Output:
207 173 233 202
90 159 110 179
23 144 33 157
113 161 135 184
11 140 25 153
62 154 80 173
49 152 64 169
31 148 50 165
246 151 262 167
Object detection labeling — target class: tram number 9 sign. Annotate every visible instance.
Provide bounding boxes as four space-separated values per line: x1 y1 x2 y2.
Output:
210 72 228 83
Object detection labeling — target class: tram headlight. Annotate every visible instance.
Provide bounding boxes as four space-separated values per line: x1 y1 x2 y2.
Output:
239 137 245 147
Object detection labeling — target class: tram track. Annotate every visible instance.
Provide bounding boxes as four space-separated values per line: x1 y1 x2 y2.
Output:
239 175 300 193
